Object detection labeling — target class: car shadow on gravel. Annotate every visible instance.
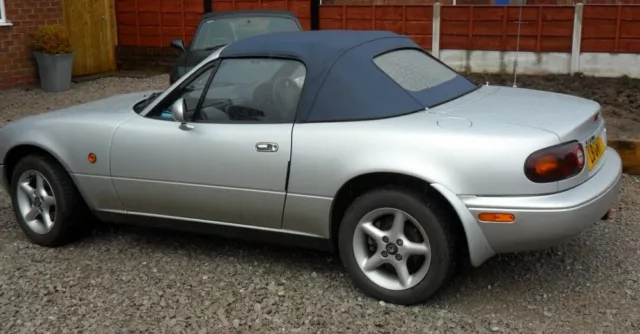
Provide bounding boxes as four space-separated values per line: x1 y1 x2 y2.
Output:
77 216 623 308
82 221 346 275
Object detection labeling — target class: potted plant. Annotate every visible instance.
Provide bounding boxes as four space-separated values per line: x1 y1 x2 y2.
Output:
32 24 74 92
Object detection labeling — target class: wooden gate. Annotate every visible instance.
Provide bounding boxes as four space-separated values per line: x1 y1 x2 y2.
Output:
62 0 117 76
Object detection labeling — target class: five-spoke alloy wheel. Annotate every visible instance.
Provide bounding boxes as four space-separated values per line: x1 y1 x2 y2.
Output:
15 170 57 235
353 208 432 291
339 187 459 305
10 154 89 247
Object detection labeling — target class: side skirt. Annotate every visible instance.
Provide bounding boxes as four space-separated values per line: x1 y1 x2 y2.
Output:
93 210 334 252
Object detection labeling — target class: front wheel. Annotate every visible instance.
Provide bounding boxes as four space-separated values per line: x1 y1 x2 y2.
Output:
10 154 89 247
338 187 460 305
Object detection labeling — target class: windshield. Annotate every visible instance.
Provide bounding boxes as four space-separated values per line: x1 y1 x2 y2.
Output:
190 16 300 50
373 49 478 108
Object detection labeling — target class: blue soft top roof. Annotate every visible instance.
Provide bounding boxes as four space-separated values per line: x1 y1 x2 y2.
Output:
220 30 476 122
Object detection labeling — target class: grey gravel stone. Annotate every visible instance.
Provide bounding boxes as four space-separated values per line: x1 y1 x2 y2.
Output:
1 76 640 332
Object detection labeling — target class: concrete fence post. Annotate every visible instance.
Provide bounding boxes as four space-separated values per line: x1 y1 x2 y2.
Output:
570 3 584 74
432 2 441 59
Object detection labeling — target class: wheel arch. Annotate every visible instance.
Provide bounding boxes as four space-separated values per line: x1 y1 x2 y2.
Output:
329 171 472 264
1 144 95 213
3 144 75 188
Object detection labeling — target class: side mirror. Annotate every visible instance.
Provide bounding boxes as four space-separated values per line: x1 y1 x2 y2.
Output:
170 39 186 52
170 98 193 130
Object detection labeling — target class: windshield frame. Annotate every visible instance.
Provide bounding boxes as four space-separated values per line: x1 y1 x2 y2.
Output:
134 47 227 118
189 14 302 52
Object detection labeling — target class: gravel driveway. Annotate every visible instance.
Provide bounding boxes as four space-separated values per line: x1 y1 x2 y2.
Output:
1 75 640 333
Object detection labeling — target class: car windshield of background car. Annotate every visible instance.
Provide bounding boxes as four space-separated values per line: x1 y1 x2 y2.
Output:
208 58 288 89
191 16 300 51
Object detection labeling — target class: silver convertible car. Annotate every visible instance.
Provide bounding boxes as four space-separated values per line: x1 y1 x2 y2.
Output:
0 30 622 305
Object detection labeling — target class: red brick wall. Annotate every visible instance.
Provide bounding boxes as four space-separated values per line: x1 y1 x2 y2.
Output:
0 0 64 90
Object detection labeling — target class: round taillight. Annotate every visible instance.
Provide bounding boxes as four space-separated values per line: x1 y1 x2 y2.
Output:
524 141 585 183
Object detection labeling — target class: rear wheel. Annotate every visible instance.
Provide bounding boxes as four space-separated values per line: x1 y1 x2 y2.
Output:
10 154 89 247
338 187 459 305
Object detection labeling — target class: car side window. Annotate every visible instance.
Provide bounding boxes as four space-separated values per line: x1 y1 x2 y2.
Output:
146 65 216 120
191 58 306 124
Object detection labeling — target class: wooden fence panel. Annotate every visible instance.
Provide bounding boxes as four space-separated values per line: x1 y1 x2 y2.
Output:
470 7 505 51
115 1 640 54
405 6 433 49
440 5 573 52
115 0 204 47
619 5 640 52
212 0 311 30
582 5 621 52
538 6 574 52
319 5 432 49
582 5 640 53
115 0 309 48
440 6 473 49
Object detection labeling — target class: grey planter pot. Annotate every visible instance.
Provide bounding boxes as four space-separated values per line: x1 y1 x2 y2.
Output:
33 51 75 93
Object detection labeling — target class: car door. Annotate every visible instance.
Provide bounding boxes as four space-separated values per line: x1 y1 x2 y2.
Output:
109 57 306 229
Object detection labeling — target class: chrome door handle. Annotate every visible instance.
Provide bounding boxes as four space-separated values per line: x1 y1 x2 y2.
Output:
256 142 278 152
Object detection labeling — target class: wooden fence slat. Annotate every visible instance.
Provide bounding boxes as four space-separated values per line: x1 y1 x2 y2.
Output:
615 4 622 51
501 6 507 50
372 5 375 29
468 6 473 50
181 0 185 43
536 6 542 52
342 5 346 29
402 5 406 35
135 0 140 46
158 0 162 48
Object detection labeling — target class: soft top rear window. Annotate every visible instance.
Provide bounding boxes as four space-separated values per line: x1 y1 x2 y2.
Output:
373 49 478 108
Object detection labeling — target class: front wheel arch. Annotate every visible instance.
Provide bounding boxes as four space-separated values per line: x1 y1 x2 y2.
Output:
4 144 74 189
3 145 93 213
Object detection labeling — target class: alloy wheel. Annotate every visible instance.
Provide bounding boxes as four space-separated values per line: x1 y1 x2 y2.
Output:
15 170 57 234
352 207 432 290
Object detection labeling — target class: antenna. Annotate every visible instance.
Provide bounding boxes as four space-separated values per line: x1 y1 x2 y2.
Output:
512 0 524 87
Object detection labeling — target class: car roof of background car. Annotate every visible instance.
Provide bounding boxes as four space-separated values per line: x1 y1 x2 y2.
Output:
201 9 299 21
220 30 427 122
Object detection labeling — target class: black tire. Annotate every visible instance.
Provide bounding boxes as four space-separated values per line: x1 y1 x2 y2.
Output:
10 154 90 247
338 186 460 305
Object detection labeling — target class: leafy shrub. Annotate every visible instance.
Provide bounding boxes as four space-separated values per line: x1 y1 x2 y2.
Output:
32 25 72 55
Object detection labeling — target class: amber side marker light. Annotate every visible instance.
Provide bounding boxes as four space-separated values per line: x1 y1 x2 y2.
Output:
478 212 515 223
88 153 97 164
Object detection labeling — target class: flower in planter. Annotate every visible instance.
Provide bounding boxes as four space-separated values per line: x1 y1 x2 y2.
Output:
31 24 75 92
32 24 72 55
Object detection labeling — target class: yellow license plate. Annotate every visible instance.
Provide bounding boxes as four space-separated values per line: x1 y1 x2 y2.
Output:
585 135 605 170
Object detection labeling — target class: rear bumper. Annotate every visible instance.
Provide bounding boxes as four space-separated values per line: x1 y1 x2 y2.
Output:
462 147 622 255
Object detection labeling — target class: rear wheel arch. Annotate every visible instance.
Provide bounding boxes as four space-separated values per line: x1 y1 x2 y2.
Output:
329 172 469 262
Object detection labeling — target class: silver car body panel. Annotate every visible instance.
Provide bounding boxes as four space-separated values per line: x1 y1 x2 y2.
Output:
0 41 622 268
109 118 293 229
